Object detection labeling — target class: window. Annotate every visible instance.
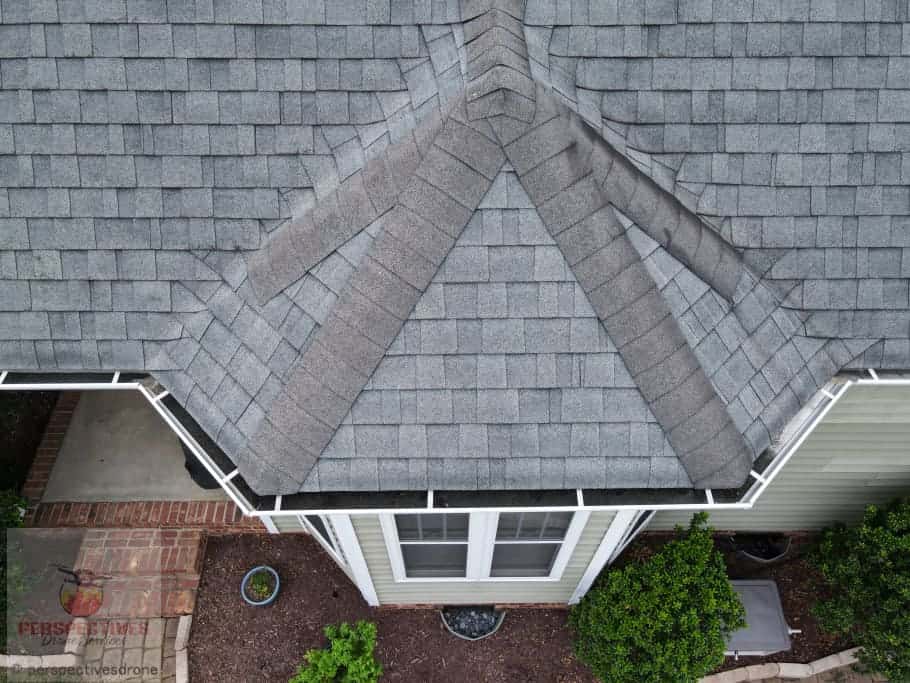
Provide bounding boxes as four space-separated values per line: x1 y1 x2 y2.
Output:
301 515 348 569
394 513 469 578
382 510 589 582
491 511 573 577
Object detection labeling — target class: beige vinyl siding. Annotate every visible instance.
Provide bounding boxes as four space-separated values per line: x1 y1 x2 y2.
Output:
351 510 616 605
651 385 910 532
271 515 308 532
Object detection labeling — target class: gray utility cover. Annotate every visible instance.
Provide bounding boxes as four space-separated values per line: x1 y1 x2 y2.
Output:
725 580 792 657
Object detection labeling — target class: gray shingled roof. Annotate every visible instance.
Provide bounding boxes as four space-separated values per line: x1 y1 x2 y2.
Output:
0 0 901 495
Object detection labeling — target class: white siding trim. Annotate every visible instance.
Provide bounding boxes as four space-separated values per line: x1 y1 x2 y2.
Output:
612 510 655 559
329 514 379 606
549 510 590 580
260 514 279 534
379 514 407 582
569 509 637 605
468 511 497 580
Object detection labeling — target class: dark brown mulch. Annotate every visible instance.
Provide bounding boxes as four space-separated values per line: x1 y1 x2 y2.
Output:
0 390 57 491
189 534 595 683
623 533 852 673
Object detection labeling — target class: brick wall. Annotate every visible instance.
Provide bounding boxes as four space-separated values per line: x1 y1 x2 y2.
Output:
21 391 80 506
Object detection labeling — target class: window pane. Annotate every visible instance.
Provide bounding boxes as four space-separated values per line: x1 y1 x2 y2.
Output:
443 513 469 540
490 543 561 577
417 514 445 540
496 512 521 539
395 514 421 540
542 512 573 539
516 512 547 539
496 512 574 540
305 516 332 546
402 544 467 578
395 513 468 541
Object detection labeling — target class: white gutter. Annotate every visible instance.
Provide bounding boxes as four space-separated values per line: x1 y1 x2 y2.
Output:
0 372 887 519
133 383 253 515
0 382 144 391
739 379 852 506
250 501 754 516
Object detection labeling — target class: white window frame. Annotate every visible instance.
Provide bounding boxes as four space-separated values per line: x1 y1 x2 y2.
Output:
380 510 590 583
299 514 351 574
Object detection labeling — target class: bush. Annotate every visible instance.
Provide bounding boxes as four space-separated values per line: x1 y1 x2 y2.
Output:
289 620 382 683
569 513 745 683
810 497 910 681
0 490 27 529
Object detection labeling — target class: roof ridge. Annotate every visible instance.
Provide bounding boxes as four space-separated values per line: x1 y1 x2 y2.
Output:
242 75 765 489
246 122 437 303
499 94 753 487
242 103 508 489
307 162 690 491
231 4 815 491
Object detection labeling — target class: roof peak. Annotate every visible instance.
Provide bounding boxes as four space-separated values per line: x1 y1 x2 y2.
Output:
241 91 765 492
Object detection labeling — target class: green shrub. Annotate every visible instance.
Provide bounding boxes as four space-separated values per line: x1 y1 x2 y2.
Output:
810 497 910 681
289 620 382 683
0 490 27 529
569 513 745 683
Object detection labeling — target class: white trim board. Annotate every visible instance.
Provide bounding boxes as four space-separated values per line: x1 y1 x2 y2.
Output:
259 515 279 534
329 514 379 606
569 509 638 605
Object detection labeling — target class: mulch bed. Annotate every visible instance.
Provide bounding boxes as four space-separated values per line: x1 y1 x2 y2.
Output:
623 533 852 673
189 534 595 683
717 535 851 672
0 391 57 491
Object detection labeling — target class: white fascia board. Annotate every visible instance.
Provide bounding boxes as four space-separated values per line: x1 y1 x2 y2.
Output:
135 383 253 515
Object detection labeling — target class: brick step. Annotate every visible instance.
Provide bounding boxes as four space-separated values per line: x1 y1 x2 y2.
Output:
77 529 204 576
29 500 266 531
72 529 204 618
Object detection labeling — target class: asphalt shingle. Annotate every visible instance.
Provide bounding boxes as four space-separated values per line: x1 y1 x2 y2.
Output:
0 2 901 495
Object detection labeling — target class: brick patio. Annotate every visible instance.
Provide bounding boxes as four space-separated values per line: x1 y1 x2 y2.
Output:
75 529 203 618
